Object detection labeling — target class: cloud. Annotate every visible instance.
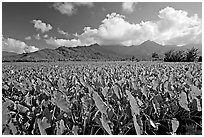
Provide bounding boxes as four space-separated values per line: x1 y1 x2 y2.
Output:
53 2 94 16
2 37 39 54
46 7 201 47
33 34 41 40
45 37 81 47
122 2 138 13
32 19 52 33
57 28 69 37
25 36 31 40
156 7 202 45
43 34 48 38
75 2 94 7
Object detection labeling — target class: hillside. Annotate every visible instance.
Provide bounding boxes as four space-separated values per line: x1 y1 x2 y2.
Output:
2 51 18 57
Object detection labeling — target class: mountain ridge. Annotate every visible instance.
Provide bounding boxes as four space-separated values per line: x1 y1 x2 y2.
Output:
2 40 202 62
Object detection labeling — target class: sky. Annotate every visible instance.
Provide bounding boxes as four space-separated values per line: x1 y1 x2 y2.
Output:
2 2 202 54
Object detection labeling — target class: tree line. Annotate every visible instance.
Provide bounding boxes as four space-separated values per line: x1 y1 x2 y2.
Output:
152 47 202 62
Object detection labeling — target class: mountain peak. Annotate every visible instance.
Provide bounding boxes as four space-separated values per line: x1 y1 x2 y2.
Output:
141 40 158 45
90 43 100 47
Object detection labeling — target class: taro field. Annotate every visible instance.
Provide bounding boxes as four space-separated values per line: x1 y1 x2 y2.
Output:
2 61 202 135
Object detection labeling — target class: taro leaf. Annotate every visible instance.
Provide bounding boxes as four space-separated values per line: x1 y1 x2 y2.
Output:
152 99 160 118
149 119 157 128
81 95 92 110
43 108 52 123
25 93 32 106
72 125 79 135
190 85 202 99
98 75 105 87
125 104 132 119
37 117 51 135
136 96 143 107
92 91 108 115
179 91 190 111
8 121 17 135
60 119 66 133
51 91 71 113
2 99 14 125
3 84 9 90
195 98 202 111
126 90 141 135
125 90 140 115
101 86 109 97
2 108 11 125
87 86 94 94
56 121 61 135
171 101 179 114
107 108 114 120
79 77 87 87
113 84 121 99
58 77 66 92
42 89 50 97
133 114 141 135
141 86 147 98
118 79 123 87
100 113 113 135
92 110 101 124
152 79 158 90
56 119 66 135
41 99 49 107
171 118 179 134
13 81 27 95
191 99 198 111
3 126 10 135
131 77 137 90
36 78 42 85
17 103 29 113
154 94 163 104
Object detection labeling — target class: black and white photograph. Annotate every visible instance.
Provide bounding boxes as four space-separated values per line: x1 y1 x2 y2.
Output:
2 1 202 135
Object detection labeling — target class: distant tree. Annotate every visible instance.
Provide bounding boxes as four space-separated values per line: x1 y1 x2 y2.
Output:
152 52 159 61
152 52 159 58
164 49 186 62
164 47 199 62
131 56 135 62
185 47 199 62
198 56 202 62
174 50 186 62
164 49 175 62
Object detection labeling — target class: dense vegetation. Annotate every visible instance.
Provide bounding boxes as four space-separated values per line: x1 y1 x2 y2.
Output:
2 61 202 135
163 48 201 62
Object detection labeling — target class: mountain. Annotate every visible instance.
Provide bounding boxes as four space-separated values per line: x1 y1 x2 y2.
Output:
101 40 202 59
2 41 202 62
2 51 18 57
127 40 167 59
2 43 123 62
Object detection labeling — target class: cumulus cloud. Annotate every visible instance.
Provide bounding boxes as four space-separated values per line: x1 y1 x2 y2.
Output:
57 28 69 37
43 34 48 38
53 2 94 16
122 2 138 13
156 7 202 45
45 37 81 47
46 7 201 47
2 37 39 54
25 36 31 40
33 34 41 40
32 19 52 33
